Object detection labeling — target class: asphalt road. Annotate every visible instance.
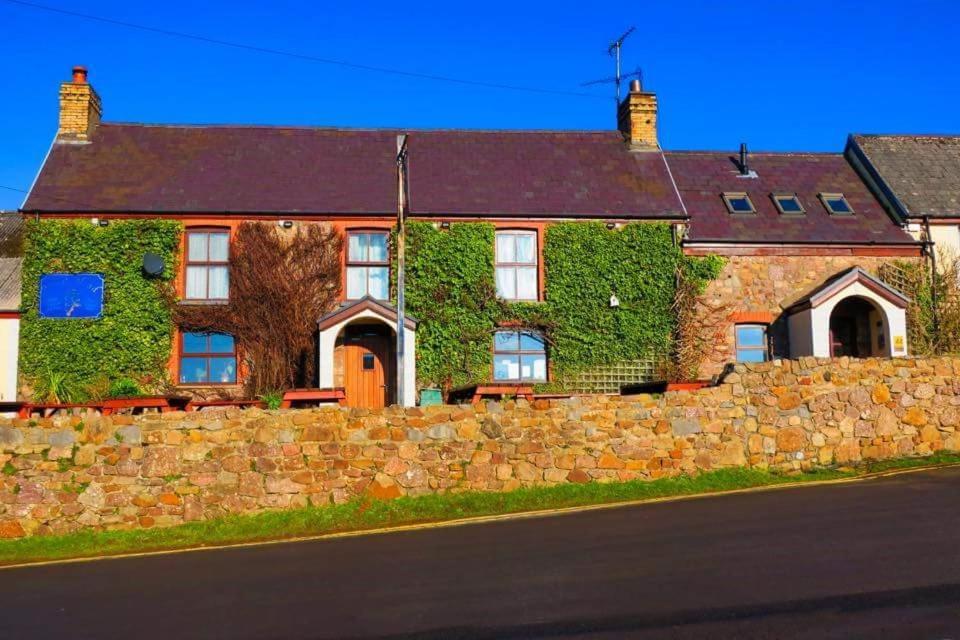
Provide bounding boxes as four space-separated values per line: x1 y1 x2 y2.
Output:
2 467 960 640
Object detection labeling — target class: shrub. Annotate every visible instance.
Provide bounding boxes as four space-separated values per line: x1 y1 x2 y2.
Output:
107 378 143 398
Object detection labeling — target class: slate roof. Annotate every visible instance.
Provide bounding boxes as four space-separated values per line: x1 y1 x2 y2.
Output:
0 212 23 311
22 124 684 218
664 151 917 245
848 134 960 218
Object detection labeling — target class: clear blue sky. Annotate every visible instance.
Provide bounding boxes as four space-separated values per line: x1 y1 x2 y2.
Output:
2 0 958 210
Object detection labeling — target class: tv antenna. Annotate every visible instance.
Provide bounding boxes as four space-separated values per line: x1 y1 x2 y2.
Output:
582 27 641 112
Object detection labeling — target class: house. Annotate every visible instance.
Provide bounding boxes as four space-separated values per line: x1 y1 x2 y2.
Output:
16 67 923 407
846 134 960 264
0 212 22 406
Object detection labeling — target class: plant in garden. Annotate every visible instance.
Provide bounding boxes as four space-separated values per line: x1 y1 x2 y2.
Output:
881 252 960 355
33 369 84 404
259 390 284 410
107 378 143 398
173 222 342 396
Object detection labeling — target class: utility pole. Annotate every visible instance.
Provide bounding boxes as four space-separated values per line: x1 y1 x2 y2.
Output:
581 27 640 117
396 134 409 406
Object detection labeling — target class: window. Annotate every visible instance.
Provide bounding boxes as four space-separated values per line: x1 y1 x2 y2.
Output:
772 194 805 215
185 229 229 301
493 330 547 382
495 230 538 300
346 231 389 300
722 192 755 214
735 325 768 363
180 332 237 384
819 193 854 215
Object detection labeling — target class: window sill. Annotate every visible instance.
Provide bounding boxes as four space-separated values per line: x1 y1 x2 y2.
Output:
178 299 230 306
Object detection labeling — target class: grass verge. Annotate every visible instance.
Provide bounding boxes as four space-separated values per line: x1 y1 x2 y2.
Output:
2 452 959 567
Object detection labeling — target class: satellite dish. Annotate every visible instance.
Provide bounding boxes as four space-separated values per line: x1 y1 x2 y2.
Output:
142 253 165 277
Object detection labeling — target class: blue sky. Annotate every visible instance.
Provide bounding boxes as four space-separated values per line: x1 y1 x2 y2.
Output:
2 0 958 210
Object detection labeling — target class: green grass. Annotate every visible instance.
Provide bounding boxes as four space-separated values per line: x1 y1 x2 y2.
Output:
1 453 959 567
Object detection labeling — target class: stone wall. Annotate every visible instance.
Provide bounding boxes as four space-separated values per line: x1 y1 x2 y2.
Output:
1 356 958 539
697 255 921 377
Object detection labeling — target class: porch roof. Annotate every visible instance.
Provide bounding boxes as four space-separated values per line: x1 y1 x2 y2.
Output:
784 267 910 314
317 297 418 332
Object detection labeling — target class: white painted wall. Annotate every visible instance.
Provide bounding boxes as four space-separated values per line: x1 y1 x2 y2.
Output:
930 224 960 264
317 308 417 407
0 317 19 402
809 284 907 358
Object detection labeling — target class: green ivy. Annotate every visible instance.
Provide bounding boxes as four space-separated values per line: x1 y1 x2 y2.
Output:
19 219 182 395
405 221 723 390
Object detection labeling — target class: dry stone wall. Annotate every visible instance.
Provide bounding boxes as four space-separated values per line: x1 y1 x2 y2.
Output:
2 356 959 539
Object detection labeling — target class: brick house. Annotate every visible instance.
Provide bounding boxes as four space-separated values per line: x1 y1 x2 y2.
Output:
16 68 923 406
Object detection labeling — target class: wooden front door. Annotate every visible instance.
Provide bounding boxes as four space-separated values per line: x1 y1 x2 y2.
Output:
343 325 393 409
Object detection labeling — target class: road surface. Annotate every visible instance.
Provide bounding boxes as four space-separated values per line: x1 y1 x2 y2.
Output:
1 467 959 639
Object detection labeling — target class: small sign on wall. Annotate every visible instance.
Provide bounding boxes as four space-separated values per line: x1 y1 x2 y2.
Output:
38 273 105 319
893 335 905 352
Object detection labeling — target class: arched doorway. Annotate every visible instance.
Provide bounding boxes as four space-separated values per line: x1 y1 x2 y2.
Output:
829 296 888 358
337 323 394 409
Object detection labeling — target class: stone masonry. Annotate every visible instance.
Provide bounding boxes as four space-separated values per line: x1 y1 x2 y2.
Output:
1 357 958 539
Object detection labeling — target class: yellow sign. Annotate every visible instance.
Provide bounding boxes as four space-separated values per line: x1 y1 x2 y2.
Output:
893 335 905 351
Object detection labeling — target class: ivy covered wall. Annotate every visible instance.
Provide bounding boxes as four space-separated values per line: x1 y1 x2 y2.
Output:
405 221 723 391
19 219 182 397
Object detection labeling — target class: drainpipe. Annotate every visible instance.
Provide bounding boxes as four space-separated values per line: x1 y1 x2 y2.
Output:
924 215 940 347
396 135 409 406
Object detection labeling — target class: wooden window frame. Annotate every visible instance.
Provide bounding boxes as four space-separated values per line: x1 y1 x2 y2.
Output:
819 192 855 216
771 193 806 215
178 331 238 386
735 324 769 363
722 192 756 215
495 229 539 302
345 230 390 301
492 329 548 383
184 228 230 302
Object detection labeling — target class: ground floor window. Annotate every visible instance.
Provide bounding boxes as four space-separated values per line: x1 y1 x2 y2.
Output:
180 332 237 384
493 330 547 382
735 324 768 362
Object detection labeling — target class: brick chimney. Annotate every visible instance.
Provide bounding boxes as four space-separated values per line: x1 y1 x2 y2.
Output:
58 66 102 141
617 79 658 150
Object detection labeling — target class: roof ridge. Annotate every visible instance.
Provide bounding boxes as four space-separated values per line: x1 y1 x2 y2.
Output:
98 122 619 135
665 150 842 157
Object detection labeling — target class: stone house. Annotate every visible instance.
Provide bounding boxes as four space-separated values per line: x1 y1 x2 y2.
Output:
15 67 924 406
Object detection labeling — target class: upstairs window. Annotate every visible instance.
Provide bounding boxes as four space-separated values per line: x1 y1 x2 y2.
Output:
819 193 854 215
180 332 237 384
495 230 538 301
493 330 547 382
735 324 769 363
185 229 229 301
346 231 389 300
722 192 755 214
772 194 805 215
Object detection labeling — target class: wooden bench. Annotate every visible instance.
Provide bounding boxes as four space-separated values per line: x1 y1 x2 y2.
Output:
280 388 346 409
19 396 192 418
449 384 535 404
18 402 104 419
185 399 266 412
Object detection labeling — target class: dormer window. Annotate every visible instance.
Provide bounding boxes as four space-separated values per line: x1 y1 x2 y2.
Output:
722 192 755 214
819 193 854 215
772 194 805 215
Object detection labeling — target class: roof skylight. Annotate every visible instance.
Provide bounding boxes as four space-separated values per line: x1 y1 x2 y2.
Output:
722 192 755 214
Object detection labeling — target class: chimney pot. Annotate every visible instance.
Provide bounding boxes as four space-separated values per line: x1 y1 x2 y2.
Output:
629 79 641 92
72 65 88 84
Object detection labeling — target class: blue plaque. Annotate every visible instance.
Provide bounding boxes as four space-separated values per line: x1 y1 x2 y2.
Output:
38 273 105 319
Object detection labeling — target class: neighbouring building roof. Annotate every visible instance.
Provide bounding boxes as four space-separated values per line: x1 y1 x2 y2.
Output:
22 124 684 219
664 151 917 246
0 212 23 312
847 134 960 219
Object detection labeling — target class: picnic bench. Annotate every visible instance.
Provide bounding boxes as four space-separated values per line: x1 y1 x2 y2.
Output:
18 395 191 418
448 384 535 404
280 388 346 409
184 399 266 412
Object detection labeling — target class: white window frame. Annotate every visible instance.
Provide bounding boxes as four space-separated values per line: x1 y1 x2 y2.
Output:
495 230 539 301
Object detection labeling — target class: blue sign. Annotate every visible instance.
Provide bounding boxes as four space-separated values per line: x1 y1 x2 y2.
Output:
39 273 105 319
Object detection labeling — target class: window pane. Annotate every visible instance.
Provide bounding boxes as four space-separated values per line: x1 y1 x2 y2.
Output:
208 266 229 299
494 331 519 352
346 266 367 298
348 234 367 261
736 326 766 347
494 354 520 380
737 349 766 363
368 233 388 262
180 357 208 383
519 332 545 351
185 266 207 299
495 267 516 299
521 354 547 381
209 333 234 353
182 333 208 354
209 357 237 384
515 233 536 264
516 267 537 300
208 233 229 261
187 233 208 261
777 197 802 213
496 233 515 263
368 266 389 300
728 197 753 212
827 197 851 213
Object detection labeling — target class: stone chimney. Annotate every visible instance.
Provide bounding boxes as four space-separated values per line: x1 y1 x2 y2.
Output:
58 66 102 141
617 79 658 150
